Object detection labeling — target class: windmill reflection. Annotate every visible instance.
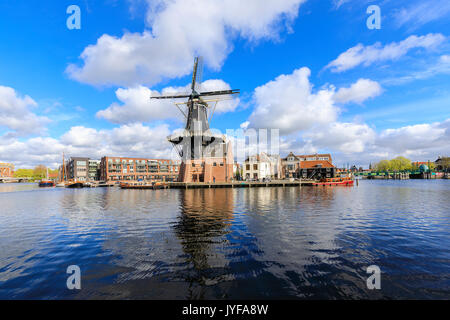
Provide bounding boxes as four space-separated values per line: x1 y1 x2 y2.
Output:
173 188 234 274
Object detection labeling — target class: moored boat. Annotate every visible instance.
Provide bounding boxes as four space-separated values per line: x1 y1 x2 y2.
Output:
39 180 55 187
66 181 84 188
313 177 354 186
39 168 55 187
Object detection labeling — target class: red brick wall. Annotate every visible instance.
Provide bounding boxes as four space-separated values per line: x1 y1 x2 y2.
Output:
0 165 14 178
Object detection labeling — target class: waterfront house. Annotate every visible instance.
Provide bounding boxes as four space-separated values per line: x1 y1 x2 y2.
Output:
100 156 180 182
243 153 281 181
66 157 90 182
281 153 335 179
435 156 449 172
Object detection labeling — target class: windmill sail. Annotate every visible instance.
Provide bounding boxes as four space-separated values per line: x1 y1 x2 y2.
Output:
150 56 239 161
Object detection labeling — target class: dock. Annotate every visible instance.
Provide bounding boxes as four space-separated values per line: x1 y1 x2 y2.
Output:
120 180 314 190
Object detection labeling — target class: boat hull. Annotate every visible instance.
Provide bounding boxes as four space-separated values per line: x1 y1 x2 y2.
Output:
39 181 55 187
66 182 84 188
313 180 354 186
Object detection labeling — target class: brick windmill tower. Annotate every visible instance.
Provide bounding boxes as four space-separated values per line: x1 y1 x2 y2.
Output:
151 57 239 183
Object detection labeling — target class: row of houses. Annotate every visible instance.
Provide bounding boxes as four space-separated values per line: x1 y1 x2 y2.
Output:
242 152 336 181
59 153 335 182
62 156 181 182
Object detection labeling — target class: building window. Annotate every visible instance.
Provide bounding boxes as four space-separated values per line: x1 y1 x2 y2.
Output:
213 162 217 167
246 164 250 170
253 164 258 170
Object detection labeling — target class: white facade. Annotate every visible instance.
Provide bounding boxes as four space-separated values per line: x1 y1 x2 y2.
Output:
243 153 281 180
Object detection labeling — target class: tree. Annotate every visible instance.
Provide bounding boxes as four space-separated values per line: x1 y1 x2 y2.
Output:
390 156 411 171
374 160 390 172
13 169 34 178
439 157 450 171
374 157 412 172
33 165 47 180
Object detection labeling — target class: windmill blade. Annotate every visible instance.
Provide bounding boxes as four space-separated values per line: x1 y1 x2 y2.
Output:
151 94 191 99
194 56 204 92
191 57 198 91
198 89 240 97
198 96 209 108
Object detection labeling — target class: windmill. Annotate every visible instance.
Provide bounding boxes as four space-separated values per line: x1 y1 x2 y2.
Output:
151 57 239 161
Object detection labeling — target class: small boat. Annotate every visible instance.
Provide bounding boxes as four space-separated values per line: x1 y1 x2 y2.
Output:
39 180 55 187
119 181 167 189
39 168 55 187
152 181 167 189
313 177 354 186
66 180 84 188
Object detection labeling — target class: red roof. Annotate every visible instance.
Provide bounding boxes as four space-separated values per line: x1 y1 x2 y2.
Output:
299 160 335 169
412 161 429 166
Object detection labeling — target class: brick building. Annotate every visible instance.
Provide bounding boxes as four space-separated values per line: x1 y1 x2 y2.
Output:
100 156 180 182
176 140 234 183
0 163 14 178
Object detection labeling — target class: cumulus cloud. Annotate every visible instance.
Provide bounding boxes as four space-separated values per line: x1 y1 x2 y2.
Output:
247 67 339 135
96 79 239 124
274 119 450 166
303 122 376 153
333 79 382 104
376 119 450 155
326 33 446 72
243 66 449 165
66 0 305 87
0 123 175 168
0 85 49 136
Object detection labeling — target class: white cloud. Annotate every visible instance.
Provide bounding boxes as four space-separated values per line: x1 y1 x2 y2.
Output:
66 0 305 87
0 85 49 136
333 79 382 104
273 119 450 166
248 67 339 135
96 86 179 124
382 54 450 85
0 123 175 169
304 122 376 153
96 79 239 124
376 120 450 155
326 33 446 72
394 1 450 30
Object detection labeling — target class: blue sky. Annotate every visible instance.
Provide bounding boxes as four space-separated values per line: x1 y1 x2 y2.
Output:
0 0 449 168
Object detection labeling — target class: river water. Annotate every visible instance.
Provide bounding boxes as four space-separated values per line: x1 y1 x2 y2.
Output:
0 180 449 299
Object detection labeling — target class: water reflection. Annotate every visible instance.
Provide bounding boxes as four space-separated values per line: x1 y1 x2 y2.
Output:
0 181 449 299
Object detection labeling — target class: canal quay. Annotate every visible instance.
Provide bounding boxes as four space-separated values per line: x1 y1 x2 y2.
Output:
124 180 315 189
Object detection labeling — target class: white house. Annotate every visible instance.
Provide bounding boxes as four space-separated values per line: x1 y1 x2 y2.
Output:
243 153 281 180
